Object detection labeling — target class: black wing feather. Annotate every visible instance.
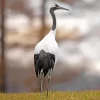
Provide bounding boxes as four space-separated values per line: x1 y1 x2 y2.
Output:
34 50 55 77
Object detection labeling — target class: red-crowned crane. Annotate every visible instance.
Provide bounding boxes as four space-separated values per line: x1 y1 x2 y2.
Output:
34 4 69 96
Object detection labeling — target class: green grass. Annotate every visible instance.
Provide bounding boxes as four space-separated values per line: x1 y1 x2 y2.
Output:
0 90 100 100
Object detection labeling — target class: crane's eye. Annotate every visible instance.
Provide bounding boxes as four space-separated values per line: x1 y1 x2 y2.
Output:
55 4 58 7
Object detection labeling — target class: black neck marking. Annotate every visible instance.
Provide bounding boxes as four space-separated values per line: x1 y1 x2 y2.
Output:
50 8 56 31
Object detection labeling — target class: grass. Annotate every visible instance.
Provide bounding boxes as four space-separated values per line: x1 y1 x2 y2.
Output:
0 90 100 100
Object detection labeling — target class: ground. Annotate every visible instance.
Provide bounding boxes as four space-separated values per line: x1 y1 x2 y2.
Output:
0 90 100 100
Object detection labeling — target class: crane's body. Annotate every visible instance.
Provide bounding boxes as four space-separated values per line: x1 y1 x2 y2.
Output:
34 31 58 77
34 4 69 96
34 30 58 77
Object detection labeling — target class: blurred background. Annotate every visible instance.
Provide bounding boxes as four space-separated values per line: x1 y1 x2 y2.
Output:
0 0 100 93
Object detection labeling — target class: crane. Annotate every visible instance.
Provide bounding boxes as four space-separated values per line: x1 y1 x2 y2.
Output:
34 4 69 96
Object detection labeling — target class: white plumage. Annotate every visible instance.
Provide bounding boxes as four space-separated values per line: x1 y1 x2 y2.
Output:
34 30 58 63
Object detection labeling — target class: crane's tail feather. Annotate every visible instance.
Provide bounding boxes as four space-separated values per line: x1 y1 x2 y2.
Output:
34 50 55 77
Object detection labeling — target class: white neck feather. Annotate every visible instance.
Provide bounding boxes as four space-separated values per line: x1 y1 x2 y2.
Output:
49 29 56 37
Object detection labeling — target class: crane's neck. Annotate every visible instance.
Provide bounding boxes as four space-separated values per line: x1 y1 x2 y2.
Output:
50 8 56 31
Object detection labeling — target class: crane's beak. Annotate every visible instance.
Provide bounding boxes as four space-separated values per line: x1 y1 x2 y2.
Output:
58 6 69 11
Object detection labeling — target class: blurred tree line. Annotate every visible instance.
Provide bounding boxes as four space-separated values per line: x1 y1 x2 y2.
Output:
0 0 76 92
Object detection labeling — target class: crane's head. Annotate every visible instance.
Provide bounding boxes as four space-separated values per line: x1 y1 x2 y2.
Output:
51 4 69 11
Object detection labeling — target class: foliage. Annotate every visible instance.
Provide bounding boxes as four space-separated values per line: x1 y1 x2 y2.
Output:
0 90 100 100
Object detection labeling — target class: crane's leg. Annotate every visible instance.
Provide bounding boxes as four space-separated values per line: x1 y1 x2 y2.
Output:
47 69 52 97
40 69 43 94
37 70 40 91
